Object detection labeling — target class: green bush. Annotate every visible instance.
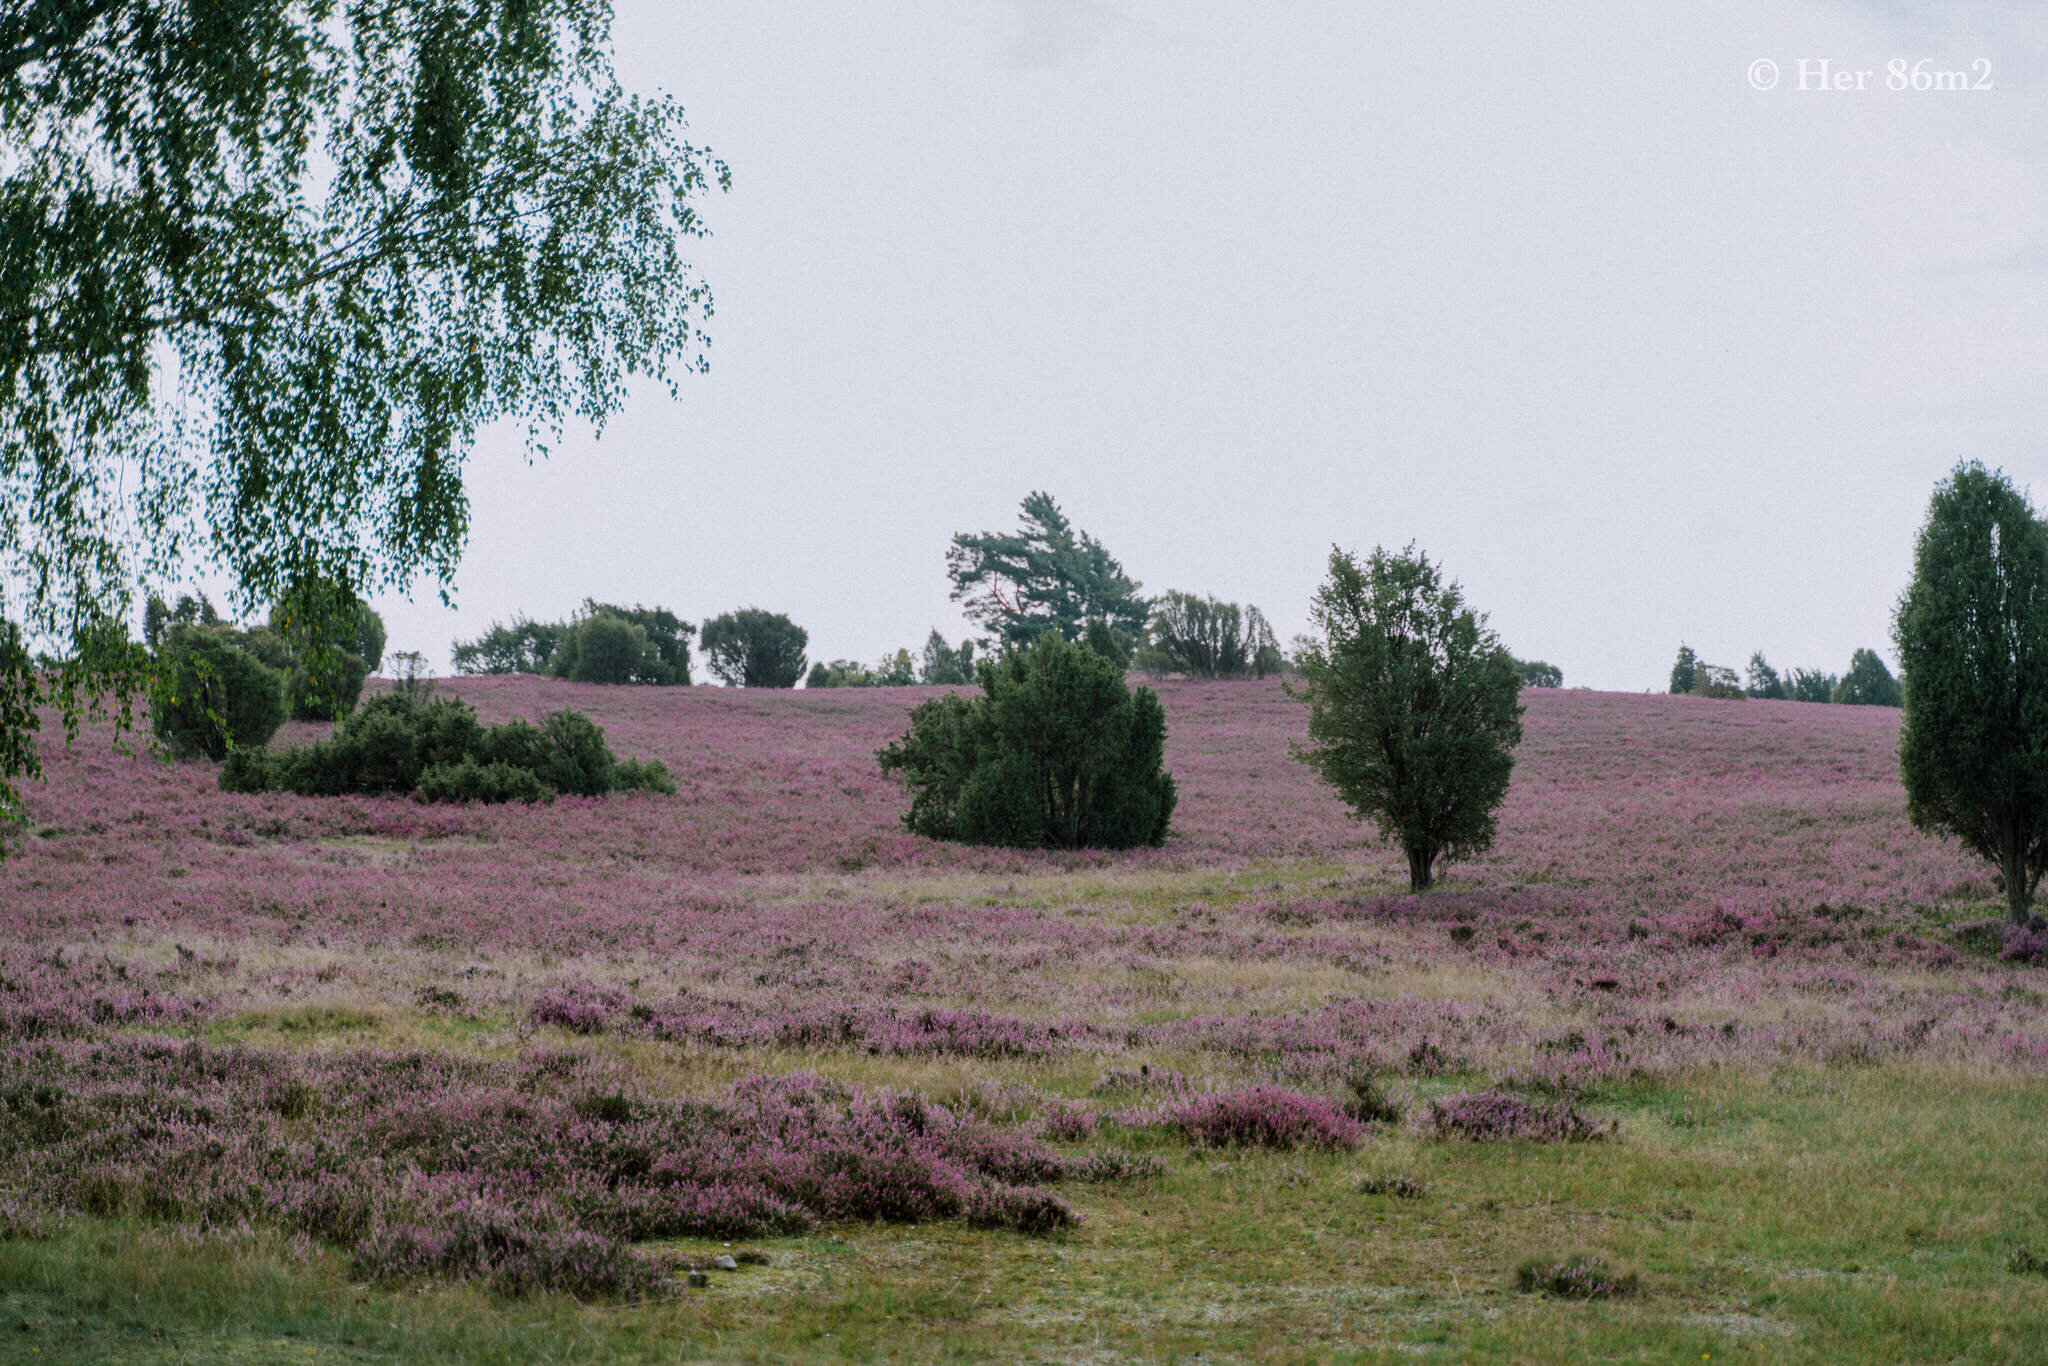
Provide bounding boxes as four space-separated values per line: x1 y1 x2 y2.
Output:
417 758 551 804
877 634 1176 849
150 625 287 760
611 757 678 794
287 649 369 721
535 709 614 796
222 693 664 805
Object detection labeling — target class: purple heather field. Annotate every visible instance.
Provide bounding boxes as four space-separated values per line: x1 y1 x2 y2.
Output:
3 678 2041 1292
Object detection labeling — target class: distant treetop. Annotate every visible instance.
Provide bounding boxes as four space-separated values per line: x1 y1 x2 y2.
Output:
947 492 1148 648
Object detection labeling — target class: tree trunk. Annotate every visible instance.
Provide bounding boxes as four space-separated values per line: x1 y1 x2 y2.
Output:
2004 841 2033 926
1407 846 1434 892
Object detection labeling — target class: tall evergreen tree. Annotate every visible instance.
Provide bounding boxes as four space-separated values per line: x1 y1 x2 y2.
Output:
1895 463 2048 924
946 493 1147 647
1668 644 1698 695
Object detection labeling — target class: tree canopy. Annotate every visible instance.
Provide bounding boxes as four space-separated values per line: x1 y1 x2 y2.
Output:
1139 592 1281 679
1833 648 1902 707
0 0 725 833
1291 546 1524 891
946 492 1147 647
1895 463 2048 924
701 609 807 688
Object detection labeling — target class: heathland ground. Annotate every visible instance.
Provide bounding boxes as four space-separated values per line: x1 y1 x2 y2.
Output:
2 679 2045 1363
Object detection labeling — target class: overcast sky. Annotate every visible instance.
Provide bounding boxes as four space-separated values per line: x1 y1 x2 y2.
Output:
370 0 2048 691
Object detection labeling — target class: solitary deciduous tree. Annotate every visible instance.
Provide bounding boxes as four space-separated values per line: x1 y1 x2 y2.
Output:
1895 463 2048 924
1291 546 1524 890
701 610 807 688
0 0 726 835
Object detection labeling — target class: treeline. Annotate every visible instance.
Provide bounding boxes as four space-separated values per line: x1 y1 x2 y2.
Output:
444 491 1567 693
1667 645 1900 706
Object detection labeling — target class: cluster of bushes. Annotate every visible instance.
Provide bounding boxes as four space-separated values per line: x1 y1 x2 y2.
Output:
877 633 1175 848
452 601 694 685
1136 592 1282 679
807 631 976 689
1512 656 1563 688
146 590 389 759
219 690 674 802
1668 644 1899 706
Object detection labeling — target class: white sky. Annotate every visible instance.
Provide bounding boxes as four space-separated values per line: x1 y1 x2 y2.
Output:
368 1 2048 690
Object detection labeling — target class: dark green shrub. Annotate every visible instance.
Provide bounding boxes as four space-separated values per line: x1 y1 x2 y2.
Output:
611 757 677 794
287 649 369 721
150 625 286 760
219 746 273 794
877 634 1176 849
477 717 549 772
221 689 663 806
417 758 551 804
1513 657 1563 689
535 709 615 796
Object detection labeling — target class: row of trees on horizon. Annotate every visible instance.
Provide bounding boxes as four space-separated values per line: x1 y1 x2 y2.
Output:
441 492 1568 693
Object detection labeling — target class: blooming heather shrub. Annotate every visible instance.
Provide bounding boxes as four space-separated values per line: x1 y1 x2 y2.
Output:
1515 1253 1638 1299
611 757 678 794
353 1190 665 1298
1166 1087 1365 1150
0 1038 1115 1296
2002 924 2048 963
1037 1102 1098 1142
529 980 626 1033
1424 1091 1613 1143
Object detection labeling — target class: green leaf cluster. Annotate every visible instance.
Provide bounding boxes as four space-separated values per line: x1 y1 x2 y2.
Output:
877 634 1176 849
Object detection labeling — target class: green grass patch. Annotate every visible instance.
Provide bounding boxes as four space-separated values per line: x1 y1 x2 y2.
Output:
4 1066 2047 1362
